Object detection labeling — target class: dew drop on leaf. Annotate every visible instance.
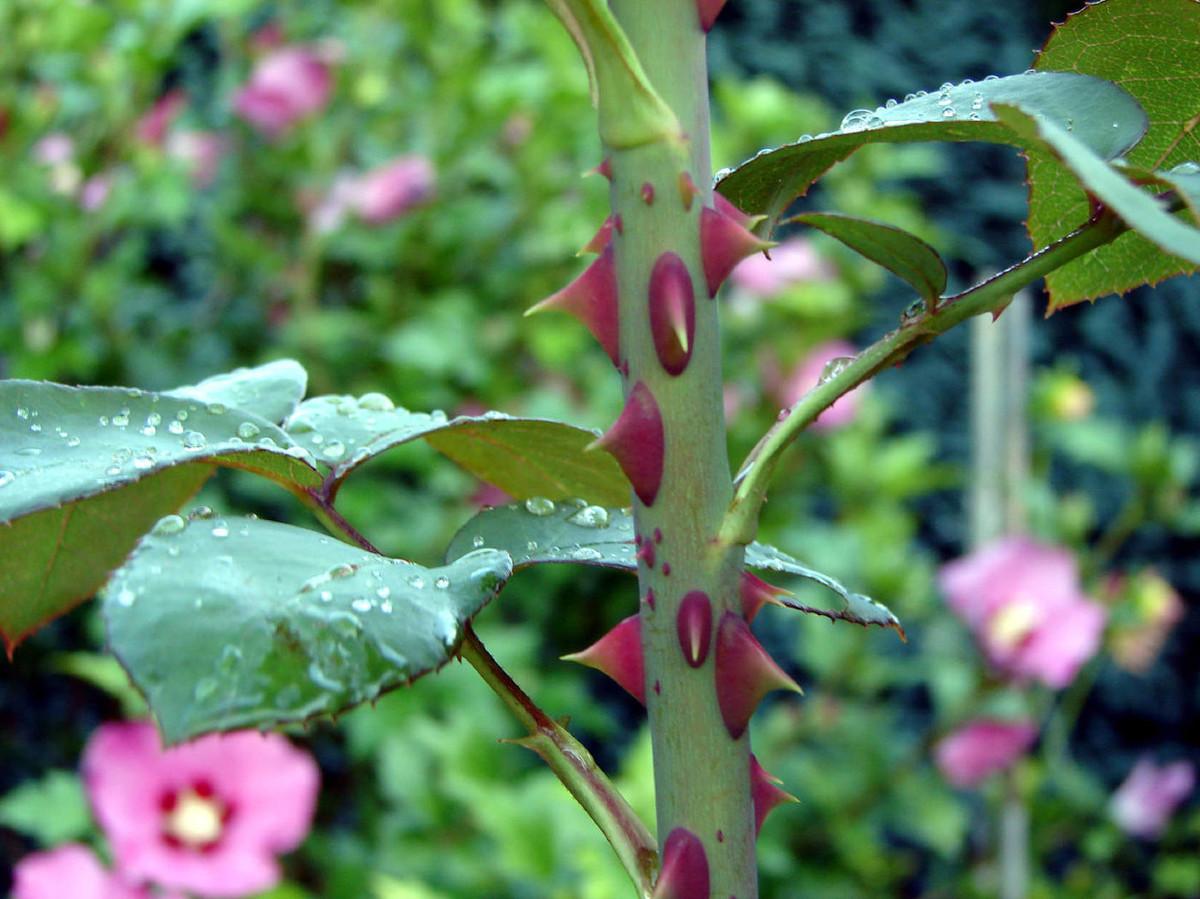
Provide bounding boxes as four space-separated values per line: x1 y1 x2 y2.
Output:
567 505 610 528
358 392 395 412
0 470 14 488
152 514 187 536
237 422 260 440
182 431 207 450
524 496 556 516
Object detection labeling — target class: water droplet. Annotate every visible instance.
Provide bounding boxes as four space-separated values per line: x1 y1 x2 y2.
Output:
407 574 426 589
358 392 395 412
217 645 242 675
942 107 956 119
323 441 346 461
839 108 873 133
146 412 162 427
237 422 260 440
29 423 42 433
193 678 218 702
434 576 450 590
818 356 854 384
885 98 898 109
115 588 136 607
0 470 14 488
525 540 539 552
567 505 610 529
376 586 391 600
380 600 394 614
351 598 372 613
330 563 355 579
524 496 556 516
182 431 207 450
132 455 154 470
211 522 230 538
207 403 227 415
167 419 184 435
112 410 130 427
319 590 333 602
152 514 187 536
190 506 215 520
901 299 927 326
105 465 121 476
16 407 29 420
471 536 486 549
257 436 277 449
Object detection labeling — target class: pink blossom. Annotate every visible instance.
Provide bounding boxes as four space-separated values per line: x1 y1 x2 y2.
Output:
349 156 435 224
730 237 834 297
166 131 225 187
935 719 1037 788
772 340 865 430
233 45 333 137
83 721 319 898
80 173 114 212
12 844 155 899
1111 758 1195 839
135 91 187 146
33 132 74 166
939 536 1106 689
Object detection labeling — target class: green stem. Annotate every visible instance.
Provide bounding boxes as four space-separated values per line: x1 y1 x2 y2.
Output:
723 209 1129 546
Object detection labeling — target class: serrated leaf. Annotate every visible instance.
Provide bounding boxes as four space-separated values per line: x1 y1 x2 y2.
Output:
284 395 630 506
716 71 1146 233
0 771 92 846
0 381 321 652
165 359 308 425
995 104 1200 267
788 212 947 301
444 502 899 634
1032 0 1200 306
103 515 512 744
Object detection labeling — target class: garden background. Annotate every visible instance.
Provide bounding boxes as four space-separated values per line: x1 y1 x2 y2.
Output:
1 0 1197 896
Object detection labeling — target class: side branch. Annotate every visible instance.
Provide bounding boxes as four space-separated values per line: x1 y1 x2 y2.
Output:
721 208 1129 546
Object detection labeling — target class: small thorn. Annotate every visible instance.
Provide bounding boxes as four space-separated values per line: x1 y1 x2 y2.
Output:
677 591 713 668
587 157 614 181
715 611 803 739
652 828 710 899
579 216 615 255
589 381 665 506
637 540 656 569
700 206 774 297
641 181 655 204
525 244 620 365
740 571 791 622
696 0 729 32
751 754 798 836
648 251 696 376
662 562 671 576
644 588 656 610
562 615 644 704
677 172 700 211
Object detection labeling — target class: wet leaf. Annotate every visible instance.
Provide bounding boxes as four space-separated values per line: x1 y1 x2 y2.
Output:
716 71 1145 233
104 515 512 743
165 359 308 425
1032 0 1200 306
787 212 947 301
284 395 629 506
0 381 321 653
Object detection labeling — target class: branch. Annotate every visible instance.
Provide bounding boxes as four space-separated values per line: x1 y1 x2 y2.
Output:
720 208 1130 546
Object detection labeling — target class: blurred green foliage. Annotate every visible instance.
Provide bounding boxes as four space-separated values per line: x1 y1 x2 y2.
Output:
1 1 1196 897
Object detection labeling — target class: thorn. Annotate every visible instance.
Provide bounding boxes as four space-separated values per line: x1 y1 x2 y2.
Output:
715 611 803 739
587 157 614 181
696 0 729 32
740 572 791 623
562 615 645 704
652 828 710 899
525 244 620 365
579 216 616 255
587 381 665 506
713 191 763 230
637 540 657 569
677 171 700 211
648 251 696 376
641 181 655 204
700 205 774 297
676 591 713 668
750 754 798 836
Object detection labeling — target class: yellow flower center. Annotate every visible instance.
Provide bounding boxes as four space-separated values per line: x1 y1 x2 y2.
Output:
163 788 226 849
988 596 1041 650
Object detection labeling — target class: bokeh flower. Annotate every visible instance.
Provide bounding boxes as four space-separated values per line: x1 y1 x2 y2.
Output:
939 536 1106 689
1111 757 1195 839
730 237 834 297
1107 569 1185 673
83 721 319 898
135 90 187 147
935 719 1037 788
166 131 225 187
12 844 155 899
349 155 435 224
769 340 865 430
233 45 333 137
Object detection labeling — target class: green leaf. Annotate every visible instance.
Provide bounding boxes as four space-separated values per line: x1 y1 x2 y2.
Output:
0 771 92 846
284 394 630 507
716 71 1146 233
165 359 308 425
787 212 947 301
994 104 1200 266
0 381 321 652
1032 0 1200 306
444 501 901 635
103 515 513 744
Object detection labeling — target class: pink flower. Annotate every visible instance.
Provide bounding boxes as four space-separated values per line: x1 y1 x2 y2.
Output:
12 844 156 899
135 91 187 147
730 237 834 297
935 719 1037 788
1111 758 1195 839
83 721 319 898
80 172 114 212
349 156 435 225
166 131 225 187
33 132 74 166
233 45 333 137
939 536 1106 689
772 340 865 430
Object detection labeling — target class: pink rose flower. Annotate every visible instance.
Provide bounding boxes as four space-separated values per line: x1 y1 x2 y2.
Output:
772 340 865 430
935 719 1037 788
135 90 187 147
12 844 158 899
939 536 1106 689
233 45 333 137
349 155 435 225
730 237 834 297
83 721 319 898
33 132 74 166
1111 757 1195 839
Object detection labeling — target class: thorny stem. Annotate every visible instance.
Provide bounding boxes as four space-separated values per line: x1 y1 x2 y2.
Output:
305 488 658 896
722 208 1131 546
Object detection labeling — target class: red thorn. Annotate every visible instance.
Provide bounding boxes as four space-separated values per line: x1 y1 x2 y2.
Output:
644 588 656 610
641 181 656 204
750 754 798 836
739 571 791 623
653 679 661 695
526 244 620 365
652 828 710 899
662 562 671 576
714 191 755 229
648 251 696 376
715 611 803 739
637 540 657 569
580 216 615 255
678 172 700 211
589 157 614 181
676 591 713 668
589 381 665 506
614 214 624 234
696 0 729 32
700 205 773 297
562 615 644 704
653 528 663 544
